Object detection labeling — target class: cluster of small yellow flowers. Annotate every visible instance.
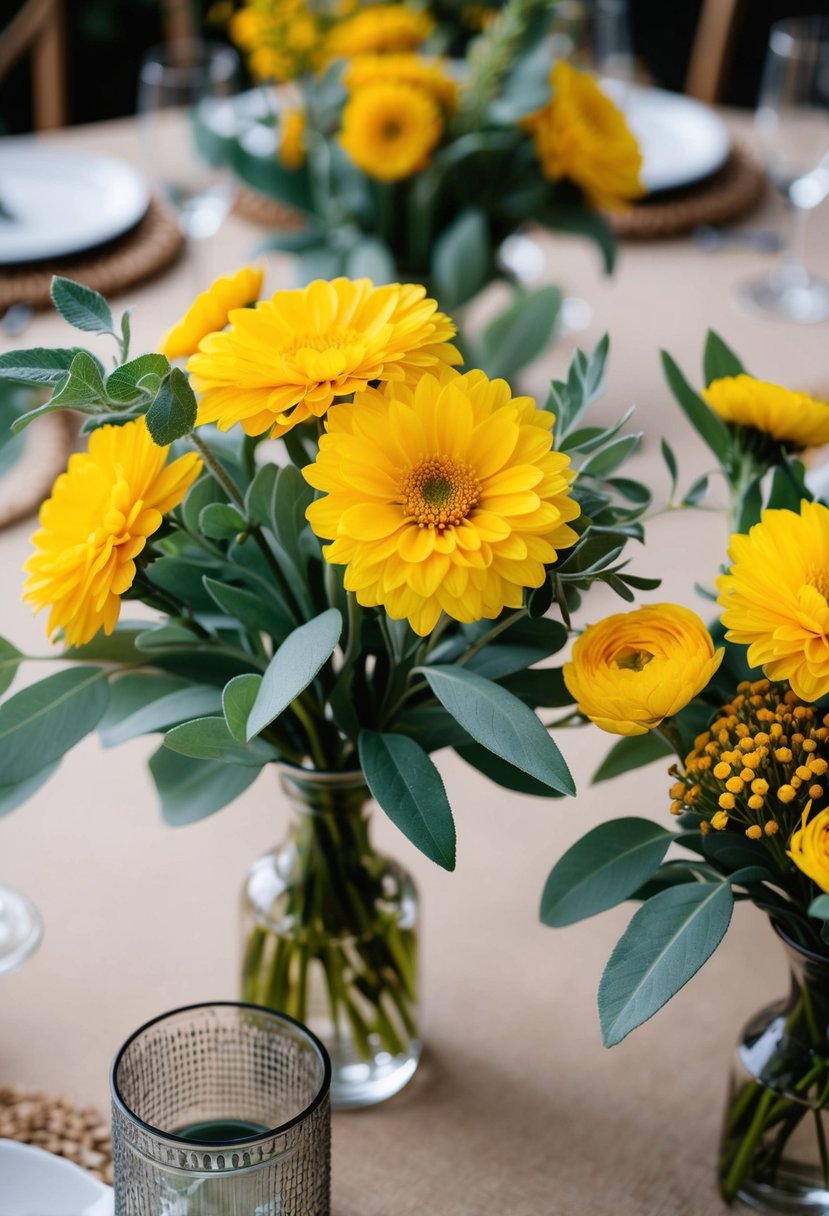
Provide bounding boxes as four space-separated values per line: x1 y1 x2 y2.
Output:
668 679 829 845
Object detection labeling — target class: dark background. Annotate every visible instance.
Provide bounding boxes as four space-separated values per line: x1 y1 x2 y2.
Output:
0 0 825 135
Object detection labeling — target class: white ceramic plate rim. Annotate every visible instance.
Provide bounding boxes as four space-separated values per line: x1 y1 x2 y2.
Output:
0 146 149 265
0 1138 113 1216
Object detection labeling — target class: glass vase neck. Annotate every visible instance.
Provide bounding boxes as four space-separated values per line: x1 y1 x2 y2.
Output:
774 923 829 1033
277 765 370 819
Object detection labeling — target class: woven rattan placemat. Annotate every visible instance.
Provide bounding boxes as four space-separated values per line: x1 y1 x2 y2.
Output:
0 1084 112 1184
234 186 305 231
609 142 766 239
0 198 184 311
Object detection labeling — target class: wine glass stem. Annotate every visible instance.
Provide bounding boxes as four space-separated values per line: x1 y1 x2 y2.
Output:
783 203 811 283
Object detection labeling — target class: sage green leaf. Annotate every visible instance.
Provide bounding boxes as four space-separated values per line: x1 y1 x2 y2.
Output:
164 716 278 765
456 742 559 797
246 609 342 740
182 473 228 533
592 732 673 784
702 831 776 878
703 330 745 385
203 577 295 641
540 818 673 928
200 503 247 540
661 350 730 457
244 461 278 527
809 894 829 919
135 622 199 652
345 237 396 284
480 286 561 382
223 674 263 743
270 464 314 572
541 205 615 274
150 744 261 826
107 354 169 403
598 881 733 1045
100 676 222 746
359 730 456 870
48 350 108 408
120 308 131 359
661 439 678 497
0 762 60 817
147 557 218 612
418 665 574 795
145 368 197 445
0 637 22 697
0 347 86 385
64 625 144 662
0 667 109 784
499 667 572 709
50 277 113 335
431 208 490 309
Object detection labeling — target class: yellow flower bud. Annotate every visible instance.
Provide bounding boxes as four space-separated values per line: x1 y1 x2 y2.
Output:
718 793 735 811
778 784 796 803
726 776 745 794
810 785 823 800
670 781 686 799
713 762 731 780
797 765 812 781
745 825 762 840
670 800 683 815
712 810 729 830
748 794 764 811
809 758 828 776
765 821 779 836
700 820 711 836
776 747 793 763
751 778 770 796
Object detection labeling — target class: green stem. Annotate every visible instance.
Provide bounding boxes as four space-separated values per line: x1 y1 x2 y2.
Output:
722 1087 776 1202
455 608 528 667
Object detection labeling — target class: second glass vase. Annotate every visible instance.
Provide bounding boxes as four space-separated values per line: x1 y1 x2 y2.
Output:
241 766 420 1110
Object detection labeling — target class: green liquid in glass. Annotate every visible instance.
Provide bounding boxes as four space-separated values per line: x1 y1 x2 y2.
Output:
175 1118 270 1143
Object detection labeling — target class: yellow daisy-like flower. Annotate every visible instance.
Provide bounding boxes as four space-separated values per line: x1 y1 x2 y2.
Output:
703 375 829 451
339 81 444 181
278 107 306 169
343 54 458 111
188 277 460 438
160 265 264 361
563 604 724 736
521 61 644 211
717 500 829 702
788 803 829 891
23 419 202 648
323 4 433 60
303 368 580 636
230 0 324 81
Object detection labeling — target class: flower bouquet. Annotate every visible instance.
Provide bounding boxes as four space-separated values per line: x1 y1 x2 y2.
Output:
541 331 829 1209
217 0 642 379
0 268 656 1107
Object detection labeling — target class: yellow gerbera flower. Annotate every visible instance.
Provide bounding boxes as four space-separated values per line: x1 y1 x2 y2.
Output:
160 265 264 361
278 107 306 169
339 81 444 181
703 375 829 451
188 277 460 438
789 803 829 891
323 4 432 60
230 0 324 81
343 54 458 111
521 61 644 211
717 500 829 702
24 419 202 648
563 604 724 736
303 368 580 636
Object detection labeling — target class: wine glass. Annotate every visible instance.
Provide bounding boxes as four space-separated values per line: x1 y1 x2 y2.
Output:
740 16 829 324
0 884 41 976
137 39 241 260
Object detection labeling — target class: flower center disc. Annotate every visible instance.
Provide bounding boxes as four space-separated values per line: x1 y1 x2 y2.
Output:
807 565 829 602
613 647 655 672
282 329 362 356
400 456 480 530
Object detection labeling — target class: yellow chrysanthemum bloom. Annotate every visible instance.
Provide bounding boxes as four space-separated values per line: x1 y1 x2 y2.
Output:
703 375 829 451
188 277 460 438
24 419 202 648
718 500 829 702
521 61 644 211
564 604 724 736
323 4 432 59
160 265 264 361
303 368 580 636
230 0 324 81
789 803 829 891
339 81 444 181
343 54 458 111
278 107 306 169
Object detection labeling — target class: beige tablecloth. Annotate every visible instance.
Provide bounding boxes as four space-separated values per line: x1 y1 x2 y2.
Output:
2 113 829 1216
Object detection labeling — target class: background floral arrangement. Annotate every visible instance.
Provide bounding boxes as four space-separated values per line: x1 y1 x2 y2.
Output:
214 0 642 379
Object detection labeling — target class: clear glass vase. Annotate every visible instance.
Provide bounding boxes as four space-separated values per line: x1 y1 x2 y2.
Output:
719 926 829 1212
241 767 420 1110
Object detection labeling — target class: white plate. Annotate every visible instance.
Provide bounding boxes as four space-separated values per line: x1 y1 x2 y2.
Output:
0 146 150 265
602 80 731 193
0 1140 113 1216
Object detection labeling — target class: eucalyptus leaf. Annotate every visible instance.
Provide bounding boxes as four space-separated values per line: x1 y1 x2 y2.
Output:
431 208 490 310
359 731 456 870
0 637 22 697
150 744 261 826
598 881 733 1045
456 741 560 796
0 667 109 785
164 716 278 765
50 277 113 335
480 286 561 382
246 609 342 739
661 350 731 458
541 818 674 927
100 677 222 746
0 762 60 817
345 237 396 284
222 674 263 743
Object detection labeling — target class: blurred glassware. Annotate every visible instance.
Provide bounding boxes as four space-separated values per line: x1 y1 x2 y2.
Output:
0 884 42 976
740 16 829 323
593 0 635 89
137 39 240 246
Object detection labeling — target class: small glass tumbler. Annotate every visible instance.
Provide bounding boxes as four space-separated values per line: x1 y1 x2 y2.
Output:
111 1002 331 1216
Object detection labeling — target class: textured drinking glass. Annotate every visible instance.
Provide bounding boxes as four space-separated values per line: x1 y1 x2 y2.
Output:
111 1002 331 1216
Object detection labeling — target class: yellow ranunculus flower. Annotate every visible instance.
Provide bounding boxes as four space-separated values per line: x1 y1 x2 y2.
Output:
717 500 829 702
160 265 264 361
703 375 829 451
339 81 444 181
343 54 458 111
24 419 202 648
323 4 432 60
521 61 644 211
188 277 460 438
788 803 829 891
563 603 724 736
278 107 306 169
303 367 580 636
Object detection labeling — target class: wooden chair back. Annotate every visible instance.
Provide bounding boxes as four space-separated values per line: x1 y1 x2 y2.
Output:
0 0 67 129
685 0 744 103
